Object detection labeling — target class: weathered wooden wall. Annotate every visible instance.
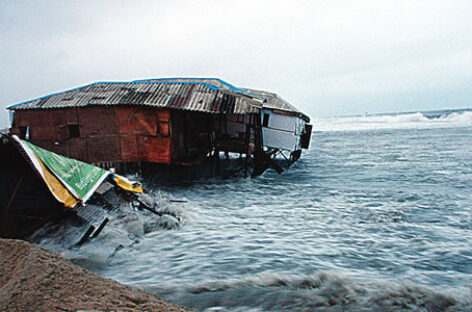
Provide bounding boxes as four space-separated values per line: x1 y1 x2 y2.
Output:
10 107 257 167
10 106 172 165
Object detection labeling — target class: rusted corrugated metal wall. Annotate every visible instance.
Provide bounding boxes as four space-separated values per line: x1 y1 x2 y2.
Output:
117 108 171 164
11 108 79 158
10 106 172 165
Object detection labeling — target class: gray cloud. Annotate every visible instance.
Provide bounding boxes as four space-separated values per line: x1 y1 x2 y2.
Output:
1 0 471 127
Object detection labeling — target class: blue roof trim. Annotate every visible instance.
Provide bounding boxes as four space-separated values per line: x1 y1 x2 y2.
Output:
214 78 255 96
8 80 220 109
94 80 219 91
133 77 221 84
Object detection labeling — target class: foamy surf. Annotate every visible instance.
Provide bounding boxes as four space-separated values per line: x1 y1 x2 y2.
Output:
313 110 472 132
145 271 472 312
28 187 186 266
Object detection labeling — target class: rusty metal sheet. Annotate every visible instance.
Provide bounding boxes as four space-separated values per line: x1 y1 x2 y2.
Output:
14 109 79 127
13 111 31 127
115 107 136 135
68 138 89 162
133 110 158 136
79 107 118 137
86 135 121 163
136 136 171 164
120 135 138 162
116 107 160 135
158 122 169 137
56 108 79 126
30 126 57 140
158 110 170 122
27 111 56 126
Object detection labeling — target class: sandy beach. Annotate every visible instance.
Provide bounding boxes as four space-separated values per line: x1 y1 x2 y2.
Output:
0 238 193 312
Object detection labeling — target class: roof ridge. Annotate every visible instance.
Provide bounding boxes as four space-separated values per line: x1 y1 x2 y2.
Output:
93 80 219 91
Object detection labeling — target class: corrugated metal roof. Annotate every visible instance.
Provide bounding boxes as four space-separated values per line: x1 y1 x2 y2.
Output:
133 77 256 96
135 79 309 120
9 78 309 121
242 88 310 121
9 81 261 114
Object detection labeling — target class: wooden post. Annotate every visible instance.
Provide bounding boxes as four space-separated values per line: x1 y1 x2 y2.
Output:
252 112 265 177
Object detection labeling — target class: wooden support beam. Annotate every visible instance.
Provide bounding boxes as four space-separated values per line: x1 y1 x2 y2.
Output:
75 225 96 246
91 218 109 238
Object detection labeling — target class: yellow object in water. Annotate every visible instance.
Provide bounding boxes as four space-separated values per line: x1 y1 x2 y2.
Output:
113 174 143 193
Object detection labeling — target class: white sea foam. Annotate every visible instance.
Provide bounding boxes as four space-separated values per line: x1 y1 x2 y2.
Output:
147 271 471 312
313 111 472 132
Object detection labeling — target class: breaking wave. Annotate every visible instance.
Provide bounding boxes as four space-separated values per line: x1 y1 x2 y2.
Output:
313 110 472 132
146 271 472 312
29 188 186 269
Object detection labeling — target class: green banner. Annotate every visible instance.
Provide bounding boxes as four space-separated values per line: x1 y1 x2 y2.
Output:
22 140 110 202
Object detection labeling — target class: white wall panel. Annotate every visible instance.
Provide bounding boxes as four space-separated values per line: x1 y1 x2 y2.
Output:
262 110 298 132
262 128 296 150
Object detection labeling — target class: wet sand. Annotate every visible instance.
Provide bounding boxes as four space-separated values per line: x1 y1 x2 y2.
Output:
0 238 193 312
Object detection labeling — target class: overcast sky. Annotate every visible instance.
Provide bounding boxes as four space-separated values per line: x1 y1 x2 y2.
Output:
1 0 471 127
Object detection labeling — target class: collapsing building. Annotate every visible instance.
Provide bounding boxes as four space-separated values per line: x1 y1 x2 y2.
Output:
0 134 143 240
8 78 312 177
0 134 180 245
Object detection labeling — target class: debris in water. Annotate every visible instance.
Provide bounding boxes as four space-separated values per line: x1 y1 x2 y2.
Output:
0 134 184 251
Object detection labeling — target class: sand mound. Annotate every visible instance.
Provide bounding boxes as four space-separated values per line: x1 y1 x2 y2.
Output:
0 239 192 311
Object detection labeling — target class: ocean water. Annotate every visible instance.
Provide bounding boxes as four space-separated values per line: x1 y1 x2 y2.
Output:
72 110 472 311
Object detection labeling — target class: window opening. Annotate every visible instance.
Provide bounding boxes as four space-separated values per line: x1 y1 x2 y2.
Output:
68 125 80 138
18 126 28 139
262 113 270 127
